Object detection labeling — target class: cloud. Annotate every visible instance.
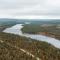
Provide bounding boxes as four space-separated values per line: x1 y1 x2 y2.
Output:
0 0 16 9
0 0 60 19
16 0 60 18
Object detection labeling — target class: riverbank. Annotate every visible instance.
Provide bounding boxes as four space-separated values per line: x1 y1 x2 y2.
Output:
22 24 60 40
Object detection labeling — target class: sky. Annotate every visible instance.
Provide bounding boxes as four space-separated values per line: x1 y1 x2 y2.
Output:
0 0 60 19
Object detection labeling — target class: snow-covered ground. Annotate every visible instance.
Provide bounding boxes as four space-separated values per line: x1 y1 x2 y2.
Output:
3 24 60 49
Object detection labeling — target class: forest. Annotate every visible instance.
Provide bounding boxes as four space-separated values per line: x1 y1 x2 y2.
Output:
0 32 60 60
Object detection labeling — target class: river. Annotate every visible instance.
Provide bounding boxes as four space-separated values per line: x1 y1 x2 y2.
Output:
3 24 60 49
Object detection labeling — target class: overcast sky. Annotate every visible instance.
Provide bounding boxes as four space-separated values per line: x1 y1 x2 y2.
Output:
0 0 60 19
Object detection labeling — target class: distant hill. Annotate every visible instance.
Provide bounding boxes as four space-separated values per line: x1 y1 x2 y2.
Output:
17 19 60 25
0 18 60 25
0 18 17 26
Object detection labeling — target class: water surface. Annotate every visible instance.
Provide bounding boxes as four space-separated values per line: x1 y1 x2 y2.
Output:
3 24 60 49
